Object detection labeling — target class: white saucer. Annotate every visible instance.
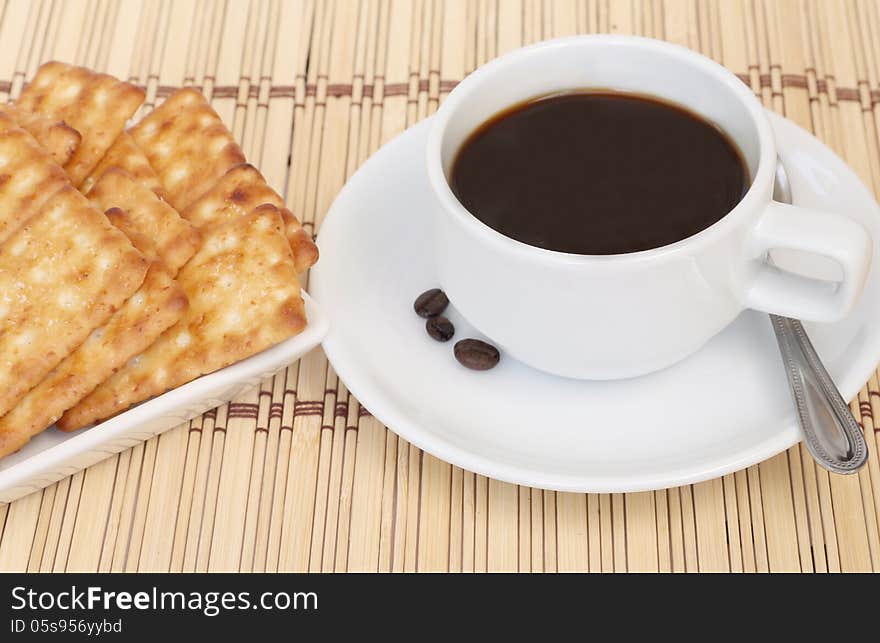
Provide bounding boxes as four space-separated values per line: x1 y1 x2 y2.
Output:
311 112 880 493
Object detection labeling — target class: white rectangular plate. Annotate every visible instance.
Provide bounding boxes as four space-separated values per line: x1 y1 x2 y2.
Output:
0 292 328 504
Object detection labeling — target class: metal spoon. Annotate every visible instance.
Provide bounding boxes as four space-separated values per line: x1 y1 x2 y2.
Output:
769 160 868 474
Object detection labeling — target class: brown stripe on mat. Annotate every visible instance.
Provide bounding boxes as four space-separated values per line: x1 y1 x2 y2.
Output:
781 74 809 89
293 401 324 417
13 74 880 108
227 403 260 419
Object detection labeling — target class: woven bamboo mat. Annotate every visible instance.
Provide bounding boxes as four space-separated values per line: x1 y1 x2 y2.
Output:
0 0 879 573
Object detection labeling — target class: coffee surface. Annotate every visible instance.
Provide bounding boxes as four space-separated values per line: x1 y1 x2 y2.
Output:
450 92 749 255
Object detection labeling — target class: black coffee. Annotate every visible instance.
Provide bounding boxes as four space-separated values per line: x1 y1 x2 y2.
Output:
449 92 749 255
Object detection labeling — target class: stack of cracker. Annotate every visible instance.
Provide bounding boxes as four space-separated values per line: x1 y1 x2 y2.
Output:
0 63 318 458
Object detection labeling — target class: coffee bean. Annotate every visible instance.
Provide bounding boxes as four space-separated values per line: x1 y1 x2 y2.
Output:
426 315 455 342
454 339 500 371
414 288 449 318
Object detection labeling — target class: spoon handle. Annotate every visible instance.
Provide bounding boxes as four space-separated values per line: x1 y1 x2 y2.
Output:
770 314 868 474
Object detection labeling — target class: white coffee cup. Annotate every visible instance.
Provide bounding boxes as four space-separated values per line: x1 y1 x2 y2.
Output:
425 35 872 380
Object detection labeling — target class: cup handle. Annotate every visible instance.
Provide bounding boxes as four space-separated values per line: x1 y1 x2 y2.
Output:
744 201 872 322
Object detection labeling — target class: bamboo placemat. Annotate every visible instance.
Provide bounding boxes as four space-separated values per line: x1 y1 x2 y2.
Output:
1 0 879 573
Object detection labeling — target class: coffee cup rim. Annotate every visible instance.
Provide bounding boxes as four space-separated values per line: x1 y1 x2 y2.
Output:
426 34 776 265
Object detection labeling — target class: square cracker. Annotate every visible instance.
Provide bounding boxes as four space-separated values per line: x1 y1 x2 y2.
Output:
87 167 201 275
0 186 148 419
80 131 165 197
0 103 80 166
181 163 318 273
59 204 307 429
0 112 70 244
0 259 187 455
129 87 246 211
17 61 145 185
